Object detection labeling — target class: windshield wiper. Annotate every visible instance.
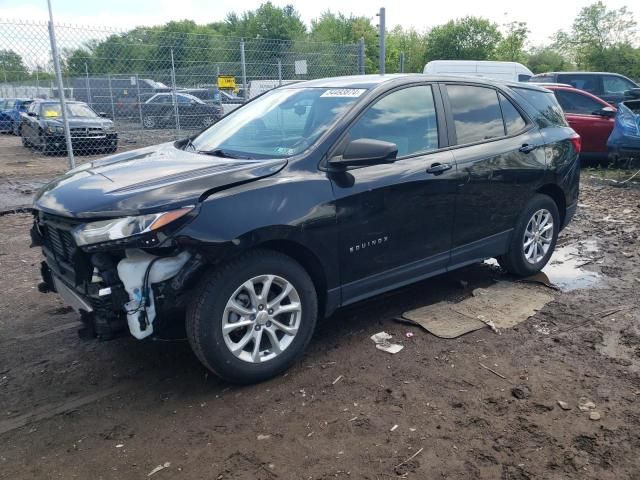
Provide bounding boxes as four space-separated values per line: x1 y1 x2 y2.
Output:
198 148 254 160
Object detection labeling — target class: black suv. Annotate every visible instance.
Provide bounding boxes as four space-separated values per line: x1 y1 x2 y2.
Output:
21 100 117 154
529 71 640 105
31 75 580 383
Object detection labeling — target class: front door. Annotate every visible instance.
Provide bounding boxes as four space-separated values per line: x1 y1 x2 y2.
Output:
553 88 614 154
330 84 457 305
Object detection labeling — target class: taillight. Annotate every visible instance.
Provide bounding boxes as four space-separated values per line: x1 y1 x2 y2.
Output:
569 134 581 154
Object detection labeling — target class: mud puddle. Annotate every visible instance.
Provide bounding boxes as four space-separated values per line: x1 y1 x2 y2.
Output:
543 241 601 291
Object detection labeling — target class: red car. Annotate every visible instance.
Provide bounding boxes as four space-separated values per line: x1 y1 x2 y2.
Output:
543 84 616 163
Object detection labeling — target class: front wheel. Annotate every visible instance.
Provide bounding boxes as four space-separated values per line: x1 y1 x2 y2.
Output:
186 250 318 384
497 194 560 277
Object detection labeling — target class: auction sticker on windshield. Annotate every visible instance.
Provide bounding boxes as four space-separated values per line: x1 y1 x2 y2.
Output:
320 89 366 98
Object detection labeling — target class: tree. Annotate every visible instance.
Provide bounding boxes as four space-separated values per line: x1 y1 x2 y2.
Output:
310 12 378 72
385 26 428 73
552 1 638 73
0 49 29 81
494 22 529 62
233 2 306 41
425 17 502 61
526 46 574 73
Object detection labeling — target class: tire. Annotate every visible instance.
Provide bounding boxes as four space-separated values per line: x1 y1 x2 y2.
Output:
201 116 214 128
497 194 560 277
21 133 30 147
142 115 155 129
186 250 318 384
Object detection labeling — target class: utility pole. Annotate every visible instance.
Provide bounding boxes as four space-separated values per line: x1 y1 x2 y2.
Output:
377 7 386 75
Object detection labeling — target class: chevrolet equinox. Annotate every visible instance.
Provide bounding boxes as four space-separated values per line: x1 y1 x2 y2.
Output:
31 75 580 383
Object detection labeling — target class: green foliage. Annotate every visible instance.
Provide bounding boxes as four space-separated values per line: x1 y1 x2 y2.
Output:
310 12 377 73
551 1 639 77
526 47 575 73
0 49 29 81
385 26 428 73
425 17 502 61
494 22 529 63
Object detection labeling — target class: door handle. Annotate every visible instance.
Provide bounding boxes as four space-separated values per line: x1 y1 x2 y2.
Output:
426 162 452 175
519 143 538 154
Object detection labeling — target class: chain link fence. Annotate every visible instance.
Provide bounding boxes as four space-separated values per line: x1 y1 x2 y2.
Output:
0 19 365 167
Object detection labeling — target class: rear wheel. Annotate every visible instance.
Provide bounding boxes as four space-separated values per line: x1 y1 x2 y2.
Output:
186 250 318 384
142 115 155 129
497 194 560 277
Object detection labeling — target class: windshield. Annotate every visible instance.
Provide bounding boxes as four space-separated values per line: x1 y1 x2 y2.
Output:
191 87 366 158
41 103 98 118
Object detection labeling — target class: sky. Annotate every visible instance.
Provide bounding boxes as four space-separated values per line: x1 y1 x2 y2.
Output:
1 0 639 45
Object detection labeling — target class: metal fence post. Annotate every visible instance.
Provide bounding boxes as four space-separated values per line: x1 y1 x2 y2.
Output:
400 51 405 73
107 73 116 120
170 48 180 133
35 69 40 98
46 0 74 169
84 62 92 105
358 37 365 75
240 39 247 100
135 74 143 129
277 59 282 86
378 7 386 75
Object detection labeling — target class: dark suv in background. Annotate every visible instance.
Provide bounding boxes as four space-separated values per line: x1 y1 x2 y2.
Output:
31 75 580 383
20 99 117 154
530 71 640 104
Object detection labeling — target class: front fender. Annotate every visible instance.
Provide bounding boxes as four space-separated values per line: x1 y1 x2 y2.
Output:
174 172 339 291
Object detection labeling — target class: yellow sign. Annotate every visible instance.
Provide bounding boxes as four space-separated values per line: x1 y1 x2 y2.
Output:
217 75 236 89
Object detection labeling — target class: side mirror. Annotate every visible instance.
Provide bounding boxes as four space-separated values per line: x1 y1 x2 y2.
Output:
98 111 108 118
593 106 616 118
624 88 640 99
329 138 398 168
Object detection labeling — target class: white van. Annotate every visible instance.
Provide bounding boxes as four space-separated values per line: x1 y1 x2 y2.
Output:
423 60 533 82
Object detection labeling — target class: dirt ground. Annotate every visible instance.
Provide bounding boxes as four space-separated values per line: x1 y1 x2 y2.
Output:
0 139 639 479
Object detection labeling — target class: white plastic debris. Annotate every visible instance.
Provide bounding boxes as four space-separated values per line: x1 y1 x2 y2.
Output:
147 462 170 477
371 331 404 354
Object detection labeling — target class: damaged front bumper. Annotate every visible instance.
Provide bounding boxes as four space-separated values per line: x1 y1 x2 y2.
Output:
32 211 204 340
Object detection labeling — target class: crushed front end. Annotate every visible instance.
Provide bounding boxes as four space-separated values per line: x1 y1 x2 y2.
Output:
31 209 203 340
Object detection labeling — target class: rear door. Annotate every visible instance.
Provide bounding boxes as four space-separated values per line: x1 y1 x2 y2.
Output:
330 83 457 304
558 74 603 99
443 83 546 265
552 88 613 154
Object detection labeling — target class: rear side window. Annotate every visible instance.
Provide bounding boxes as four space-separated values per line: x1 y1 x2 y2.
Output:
499 93 527 134
553 89 603 115
348 85 439 157
512 87 568 127
447 85 505 144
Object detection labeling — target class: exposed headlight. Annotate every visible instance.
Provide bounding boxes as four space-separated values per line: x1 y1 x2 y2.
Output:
72 207 193 247
46 125 64 134
103 124 115 131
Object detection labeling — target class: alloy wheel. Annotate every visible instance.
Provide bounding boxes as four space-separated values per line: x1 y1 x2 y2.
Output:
522 208 554 264
222 274 302 363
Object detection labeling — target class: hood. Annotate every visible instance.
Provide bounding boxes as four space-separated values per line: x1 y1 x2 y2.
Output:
34 142 287 218
45 116 113 129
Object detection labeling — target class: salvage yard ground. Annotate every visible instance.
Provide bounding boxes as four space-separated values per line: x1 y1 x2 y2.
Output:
0 133 639 479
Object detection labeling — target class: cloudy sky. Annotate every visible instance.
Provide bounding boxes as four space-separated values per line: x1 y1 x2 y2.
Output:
1 0 639 45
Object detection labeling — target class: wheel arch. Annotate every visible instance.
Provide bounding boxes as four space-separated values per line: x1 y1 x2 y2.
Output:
536 184 566 226
253 239 329 318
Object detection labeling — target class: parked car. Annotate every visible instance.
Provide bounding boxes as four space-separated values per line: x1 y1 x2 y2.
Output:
529 72 640 105
542 85 616 162
31 75 580 383
607 99 640 162
140 92 223 129
20 100 117 154
423 60 534 82
220 90 244 114
0 98 33 135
